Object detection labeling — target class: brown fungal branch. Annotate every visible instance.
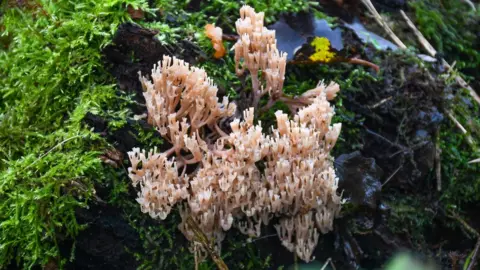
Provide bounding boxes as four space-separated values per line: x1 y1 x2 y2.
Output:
346 58 380 73
259 81 340 114
289 58 380 73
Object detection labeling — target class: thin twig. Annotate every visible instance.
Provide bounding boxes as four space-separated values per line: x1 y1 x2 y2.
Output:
454 75 480 106
446 110 467 134
449 61 457 71
246 234 277 244
360 0 407 49
434 129 442 191
468 158 480 164
346 58 380 72
466 238 480 270
133 113 147 120
374 229 399 248
24 135 85 170
186 216 229 270
460 0 476 11
364 127 398 147
368 96 392 109
321 258 336 270
399 10 436 56
447 209 480 238
194 244 199 270
445 110 476 148
382 164 403 187
289 57 379 71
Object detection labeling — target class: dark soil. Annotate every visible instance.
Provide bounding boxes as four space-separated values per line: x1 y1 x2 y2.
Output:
64 205 142 270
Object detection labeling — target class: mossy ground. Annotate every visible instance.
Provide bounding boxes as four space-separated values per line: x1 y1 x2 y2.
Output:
1 0 479 269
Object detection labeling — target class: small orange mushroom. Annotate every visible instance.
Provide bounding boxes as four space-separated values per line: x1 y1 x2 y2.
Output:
205 24 226 59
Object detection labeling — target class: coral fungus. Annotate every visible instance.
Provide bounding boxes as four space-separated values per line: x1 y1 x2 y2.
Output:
127 5 343 262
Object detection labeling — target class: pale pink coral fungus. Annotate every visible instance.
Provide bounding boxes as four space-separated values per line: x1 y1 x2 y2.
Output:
127 5 343 263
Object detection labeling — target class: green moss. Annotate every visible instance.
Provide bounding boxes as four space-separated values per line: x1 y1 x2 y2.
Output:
154 0 318 31
409 0 480 79
0 0 150 268
197 56 242 98
386 195 435 247
438 87 480 207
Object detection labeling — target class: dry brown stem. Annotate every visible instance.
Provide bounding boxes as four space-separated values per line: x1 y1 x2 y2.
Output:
466 238 480 270
360 0 406 49
434 130 442 191
446 110 467 134
447 209 480 238
186 216 229 270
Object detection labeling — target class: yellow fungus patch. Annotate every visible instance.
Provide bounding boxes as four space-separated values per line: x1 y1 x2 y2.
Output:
309 37 336 63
